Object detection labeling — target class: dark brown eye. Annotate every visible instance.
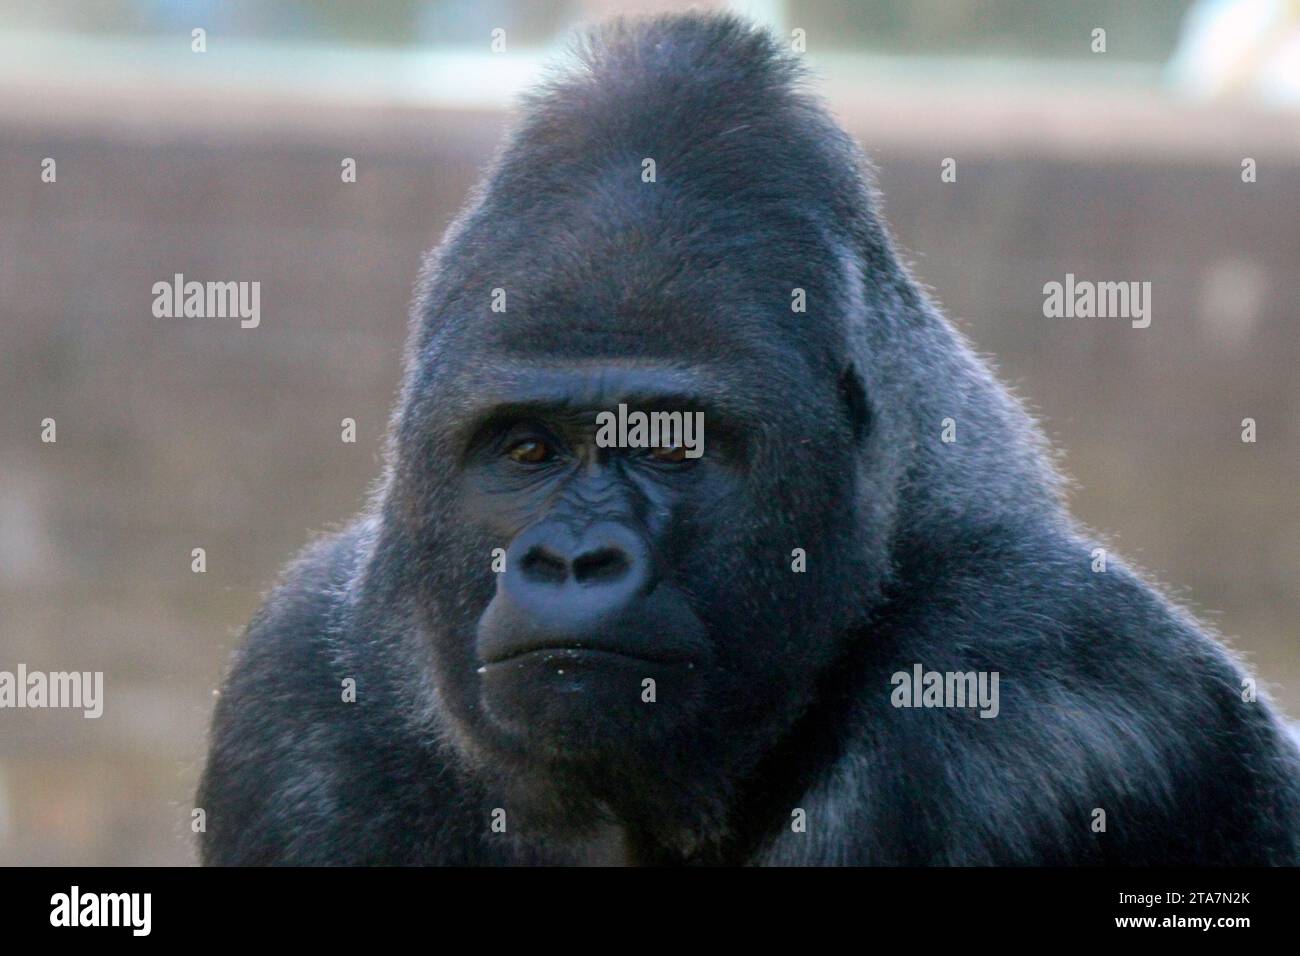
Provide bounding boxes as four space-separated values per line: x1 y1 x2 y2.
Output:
650 444 689 463
508 439 552 464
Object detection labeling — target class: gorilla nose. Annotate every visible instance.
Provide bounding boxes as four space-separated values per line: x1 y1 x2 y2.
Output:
513 521 649 591
520 539 631 586
498 521 654 634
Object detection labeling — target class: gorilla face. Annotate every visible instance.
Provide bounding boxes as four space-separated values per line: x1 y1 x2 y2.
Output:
466 364 727 752
386 248 881 825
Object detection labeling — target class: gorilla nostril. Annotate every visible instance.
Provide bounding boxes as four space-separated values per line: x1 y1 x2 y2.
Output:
519 545 569 584
572 547 630 584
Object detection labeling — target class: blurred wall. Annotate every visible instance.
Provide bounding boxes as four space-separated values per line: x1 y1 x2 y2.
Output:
1 78 1297 864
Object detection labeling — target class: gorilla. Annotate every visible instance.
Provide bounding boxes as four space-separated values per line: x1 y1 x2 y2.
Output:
198 14 1300 865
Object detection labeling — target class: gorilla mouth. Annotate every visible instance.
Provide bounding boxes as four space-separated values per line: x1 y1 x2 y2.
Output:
479 641 690 668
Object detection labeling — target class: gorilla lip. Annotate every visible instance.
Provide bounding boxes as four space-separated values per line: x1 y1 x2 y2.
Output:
479 641 691 668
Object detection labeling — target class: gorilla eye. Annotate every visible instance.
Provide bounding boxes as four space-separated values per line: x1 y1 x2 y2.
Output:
507 439 553 464
649 444 689 464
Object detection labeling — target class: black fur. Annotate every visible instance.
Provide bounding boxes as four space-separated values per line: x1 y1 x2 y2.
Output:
198 14 1300 865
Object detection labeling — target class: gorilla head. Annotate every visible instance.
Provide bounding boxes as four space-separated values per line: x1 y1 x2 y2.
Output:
366 16 901 845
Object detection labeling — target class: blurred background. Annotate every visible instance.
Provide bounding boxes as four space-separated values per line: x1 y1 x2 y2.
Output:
1 0 1298 865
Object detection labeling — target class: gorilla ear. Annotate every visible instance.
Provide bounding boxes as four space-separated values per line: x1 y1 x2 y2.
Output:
838 364 871 444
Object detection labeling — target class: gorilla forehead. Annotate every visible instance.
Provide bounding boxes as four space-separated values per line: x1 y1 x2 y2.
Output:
425 353 821 444
425 195 857 404
412 261 855 452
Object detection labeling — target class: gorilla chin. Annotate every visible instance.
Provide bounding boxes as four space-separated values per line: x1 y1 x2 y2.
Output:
474 517 712 757
477 650 705 759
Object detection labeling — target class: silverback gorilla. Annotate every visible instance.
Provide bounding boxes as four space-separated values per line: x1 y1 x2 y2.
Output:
198 14 1300 865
